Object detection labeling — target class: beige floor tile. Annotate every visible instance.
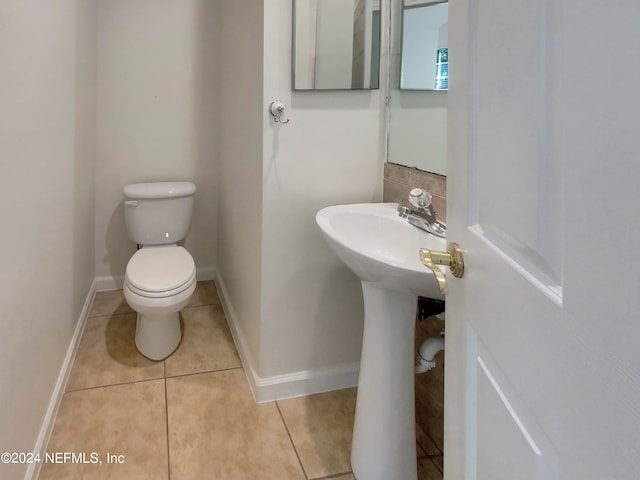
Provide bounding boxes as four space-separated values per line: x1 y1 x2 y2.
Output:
165 305 241 377
89 289 134 317
418 457 443 480
277 388 356 479
331 474 356 480
166 370 304 480
40 380 168 480
187 280 220 307
66 313 164 391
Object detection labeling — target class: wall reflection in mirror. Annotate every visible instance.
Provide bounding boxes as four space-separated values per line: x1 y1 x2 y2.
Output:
400 1 448 91
387 0 448 175
292 0 381 90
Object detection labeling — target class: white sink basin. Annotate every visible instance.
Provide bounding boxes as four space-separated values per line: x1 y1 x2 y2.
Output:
316 202 445 298
316 202 446 480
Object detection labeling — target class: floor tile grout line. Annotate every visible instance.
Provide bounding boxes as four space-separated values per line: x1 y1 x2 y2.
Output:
86 311 135 319
424 431 443 455
275 401 309 480
89 281 221 318
416 435 442 458
164 369 172 480
66 365 245 393
165 365 243 380
86 300 221 320
430 455 444 474
66 376 165 393
65 362 242 394
416 421 443 456
180 302 222 311
311 472 355 480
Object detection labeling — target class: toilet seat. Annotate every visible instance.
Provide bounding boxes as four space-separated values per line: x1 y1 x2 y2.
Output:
125 246 196 298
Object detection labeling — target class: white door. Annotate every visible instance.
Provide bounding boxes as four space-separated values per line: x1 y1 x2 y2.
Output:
444 1 640 479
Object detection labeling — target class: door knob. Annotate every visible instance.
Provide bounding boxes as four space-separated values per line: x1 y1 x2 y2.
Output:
419 243 464 295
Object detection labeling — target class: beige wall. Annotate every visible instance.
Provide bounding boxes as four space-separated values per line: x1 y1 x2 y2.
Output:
94 0 218 286
0 1 97 477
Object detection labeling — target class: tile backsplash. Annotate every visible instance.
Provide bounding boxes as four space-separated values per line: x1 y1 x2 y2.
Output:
383 163 447 222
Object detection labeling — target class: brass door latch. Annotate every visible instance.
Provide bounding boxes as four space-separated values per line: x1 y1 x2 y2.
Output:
419 243 464 295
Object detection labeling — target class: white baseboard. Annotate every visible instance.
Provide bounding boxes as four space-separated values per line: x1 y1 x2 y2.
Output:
25 280 96 480
95 264 216 292
251 362 360 403
215 271 359 403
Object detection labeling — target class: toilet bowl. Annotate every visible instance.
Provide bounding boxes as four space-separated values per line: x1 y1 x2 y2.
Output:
123 245 196 360
122 181 198 361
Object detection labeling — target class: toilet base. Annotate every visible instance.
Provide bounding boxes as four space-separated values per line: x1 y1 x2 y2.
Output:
123 278 195 361
135 312 182 361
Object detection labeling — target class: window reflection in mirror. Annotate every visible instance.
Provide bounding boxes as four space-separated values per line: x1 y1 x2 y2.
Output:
400 1 448 90
292 0 381 90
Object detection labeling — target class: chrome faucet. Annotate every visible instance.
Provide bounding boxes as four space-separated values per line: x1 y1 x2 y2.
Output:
397 188 446 238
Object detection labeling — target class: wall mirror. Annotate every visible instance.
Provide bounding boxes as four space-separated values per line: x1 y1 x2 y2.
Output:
386 0 448 175
292 0 381 90
400 0 448 91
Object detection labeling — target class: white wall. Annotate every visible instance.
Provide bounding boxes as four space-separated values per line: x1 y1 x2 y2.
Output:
94 0 218 287
0 1 97 477
217 0 385 400
216 0 265 375
388 92 447 174
260 0 385 380
293 0 318 88
315 0 356 88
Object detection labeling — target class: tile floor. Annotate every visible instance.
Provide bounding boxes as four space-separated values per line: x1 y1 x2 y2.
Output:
39 281 443 479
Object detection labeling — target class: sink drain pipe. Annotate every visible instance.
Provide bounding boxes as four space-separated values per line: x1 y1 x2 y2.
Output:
415 301 445 374
415 335 445 374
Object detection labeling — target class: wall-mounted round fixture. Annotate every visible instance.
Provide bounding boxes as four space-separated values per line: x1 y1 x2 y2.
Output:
268 100 290 124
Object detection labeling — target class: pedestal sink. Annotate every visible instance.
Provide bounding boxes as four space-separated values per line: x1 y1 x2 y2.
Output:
316 203 446 480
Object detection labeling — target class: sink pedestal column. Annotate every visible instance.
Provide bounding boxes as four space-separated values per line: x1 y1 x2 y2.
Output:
351 281 418 480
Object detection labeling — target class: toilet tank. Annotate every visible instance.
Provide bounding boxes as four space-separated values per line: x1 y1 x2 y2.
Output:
123 182 196 246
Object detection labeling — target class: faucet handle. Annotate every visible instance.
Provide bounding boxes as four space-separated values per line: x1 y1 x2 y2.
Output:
408 188 432 209
397 205 411 218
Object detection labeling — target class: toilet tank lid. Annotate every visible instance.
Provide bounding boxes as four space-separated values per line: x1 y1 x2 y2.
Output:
123 182 196 200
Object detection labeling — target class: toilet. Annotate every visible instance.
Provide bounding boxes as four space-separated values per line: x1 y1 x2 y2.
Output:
122 181 197 360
